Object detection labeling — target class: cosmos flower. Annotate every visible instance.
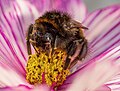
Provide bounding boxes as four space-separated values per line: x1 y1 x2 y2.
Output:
0 0 120 91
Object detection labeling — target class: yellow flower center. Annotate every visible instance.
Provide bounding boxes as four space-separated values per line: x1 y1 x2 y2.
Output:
26 49 70 86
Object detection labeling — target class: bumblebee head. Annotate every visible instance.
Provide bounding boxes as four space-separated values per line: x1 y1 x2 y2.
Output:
29 22 58 51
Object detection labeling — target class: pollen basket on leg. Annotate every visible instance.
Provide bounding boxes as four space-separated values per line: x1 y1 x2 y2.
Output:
26 49 70 86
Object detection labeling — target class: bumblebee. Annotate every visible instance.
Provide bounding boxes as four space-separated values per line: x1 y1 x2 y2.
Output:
26 11 88 69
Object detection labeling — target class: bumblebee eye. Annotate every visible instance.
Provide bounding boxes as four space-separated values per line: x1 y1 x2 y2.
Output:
44 33 53 42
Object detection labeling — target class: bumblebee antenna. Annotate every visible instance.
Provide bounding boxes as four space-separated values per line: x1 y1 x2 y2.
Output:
26 24 33 55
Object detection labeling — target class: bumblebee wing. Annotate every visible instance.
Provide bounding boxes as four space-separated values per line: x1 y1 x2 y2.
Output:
71 20 88 30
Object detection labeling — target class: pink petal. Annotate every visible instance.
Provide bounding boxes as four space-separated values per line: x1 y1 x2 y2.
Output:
29 0 87 22
0 85 31 91
95 85 111 91
0 30 26 75
0 67 29 87
58 46 120 91
0 0 39 72
106 74 120 91
31 84 52 91
0 0 40 86
0 84 51 91
67 60 119 91
82 5 120 62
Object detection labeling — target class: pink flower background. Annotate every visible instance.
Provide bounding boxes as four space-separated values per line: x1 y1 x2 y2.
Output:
0 0 120 91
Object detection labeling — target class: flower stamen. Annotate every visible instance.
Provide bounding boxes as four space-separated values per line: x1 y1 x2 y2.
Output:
26 49 70 86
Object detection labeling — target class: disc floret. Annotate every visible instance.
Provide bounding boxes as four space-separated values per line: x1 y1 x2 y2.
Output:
26 49 70 86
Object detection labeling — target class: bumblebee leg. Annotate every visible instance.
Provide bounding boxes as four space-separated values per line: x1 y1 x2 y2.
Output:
64 41 77 69
54 36 59 49
64 38 88 69
69 39 88 69
68 59 78 69
77 39 88 60
48 43 52 58
26 24 33 55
